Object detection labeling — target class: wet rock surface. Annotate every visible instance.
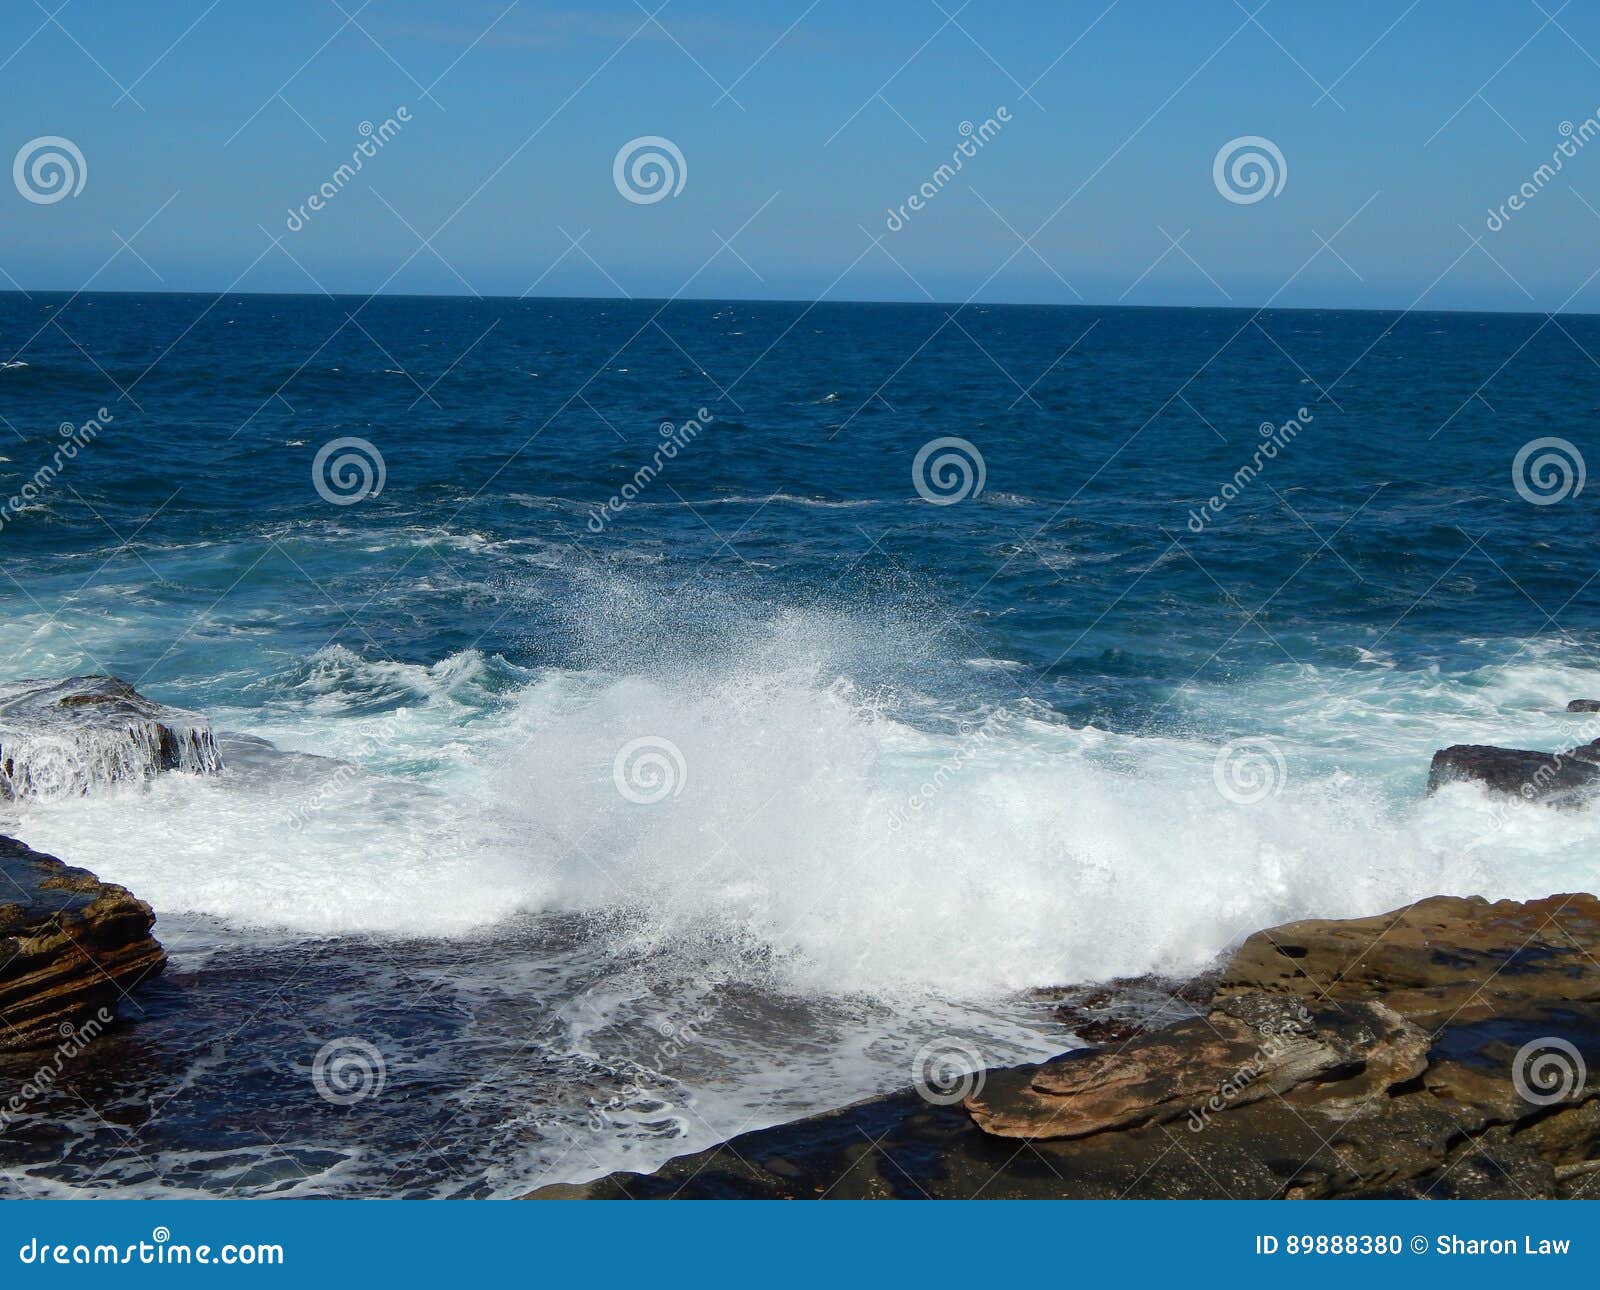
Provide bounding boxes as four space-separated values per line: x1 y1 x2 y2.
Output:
0 676 222 801
1427 741 1600 804
0 835 165 1051
538 895 1600 1199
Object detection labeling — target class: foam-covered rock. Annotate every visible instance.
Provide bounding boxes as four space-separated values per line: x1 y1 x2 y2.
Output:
0 675 222 801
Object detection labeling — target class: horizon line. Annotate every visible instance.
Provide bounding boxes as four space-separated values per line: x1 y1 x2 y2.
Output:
0 287 1589 322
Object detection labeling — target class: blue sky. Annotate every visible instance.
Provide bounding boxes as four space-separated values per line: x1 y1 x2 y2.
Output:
5 0 1600 310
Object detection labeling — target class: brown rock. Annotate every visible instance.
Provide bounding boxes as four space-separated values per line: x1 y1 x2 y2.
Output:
1214 892 1600 1021
0 835 165 1050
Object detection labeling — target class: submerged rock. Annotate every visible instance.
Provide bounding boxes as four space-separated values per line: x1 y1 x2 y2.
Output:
0 675 222 801
542 894 1600 1199
0 835 165 1050
1427 741 1600 805
1568 699 1600 713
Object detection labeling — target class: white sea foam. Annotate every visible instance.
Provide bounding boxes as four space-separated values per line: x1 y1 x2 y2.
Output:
11 608 1599 997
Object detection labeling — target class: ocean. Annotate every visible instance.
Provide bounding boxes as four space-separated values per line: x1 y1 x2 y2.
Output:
1 291 1597 1196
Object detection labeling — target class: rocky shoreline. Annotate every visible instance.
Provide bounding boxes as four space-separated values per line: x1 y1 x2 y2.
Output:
1 673 1598 1198
537 893 1600 1199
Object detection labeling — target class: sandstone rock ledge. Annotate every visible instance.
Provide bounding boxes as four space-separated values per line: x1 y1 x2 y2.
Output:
535 894 1600 1199
0 835 165 1051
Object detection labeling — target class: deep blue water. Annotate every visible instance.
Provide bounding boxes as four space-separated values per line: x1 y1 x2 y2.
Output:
2 292 1598 1196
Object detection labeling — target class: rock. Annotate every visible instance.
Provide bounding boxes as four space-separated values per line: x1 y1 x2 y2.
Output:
1427 741 1600 804
542 894 1600 1199
0 675 222 801
1215 892 1600 1021
966 997 1427 1140
0 835 165 1050
1569 700 1600 713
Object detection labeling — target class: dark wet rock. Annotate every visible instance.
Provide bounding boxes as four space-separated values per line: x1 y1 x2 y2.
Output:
0 835 164 1051
1568 700 1600 713
541 895 1600 1199
1427 741 1600 804
0 675 222 801
1044 971 1215 1045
